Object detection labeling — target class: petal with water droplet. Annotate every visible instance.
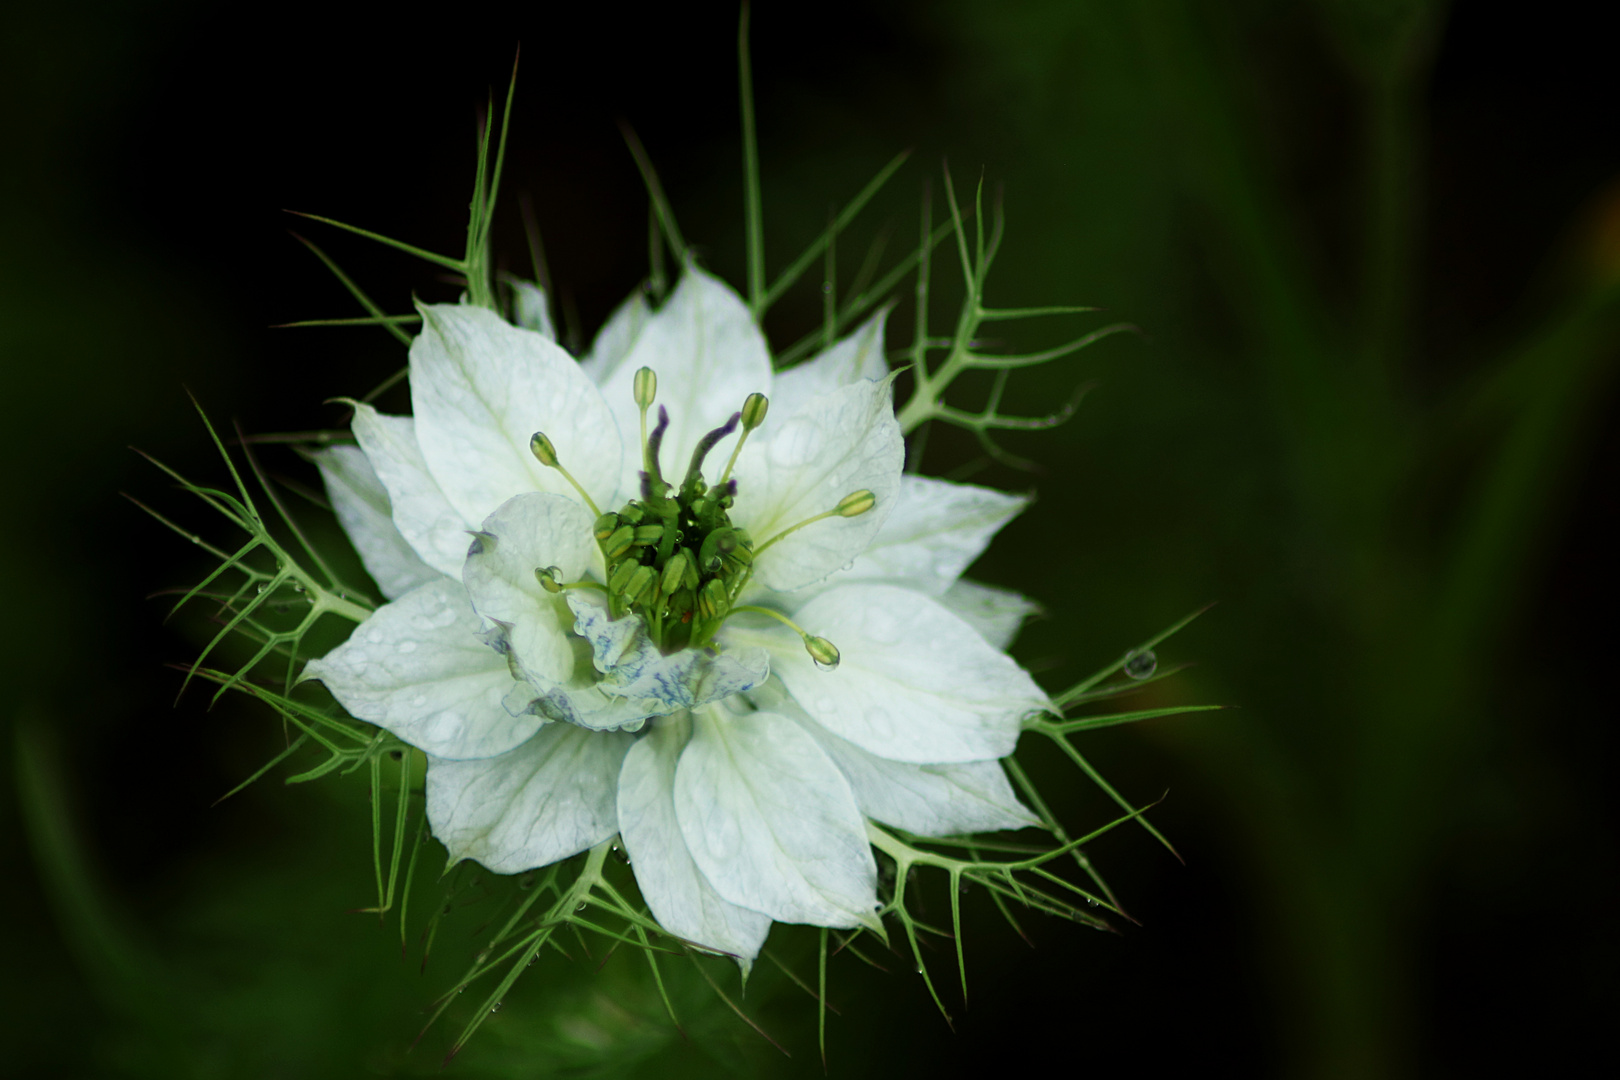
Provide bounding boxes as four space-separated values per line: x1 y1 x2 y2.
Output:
674 708 877 928
426 722 633 873
303 579 539 759
724 584 1049 764
617 723 771 969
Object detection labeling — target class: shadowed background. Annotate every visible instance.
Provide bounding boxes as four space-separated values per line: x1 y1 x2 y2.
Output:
2 1 1615 1076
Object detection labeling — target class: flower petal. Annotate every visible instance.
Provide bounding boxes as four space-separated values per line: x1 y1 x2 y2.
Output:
411 302 623 522
731 378 905 592
792 712 1038 836
303 579 539 759
617 723 772 968
938 579 1040 650
509 279 557 341
599 270 772 499
351 405 471 578
579 291 651 385
674 708 877 928
726 584 1048 764
831 475 1027 596
768 309 888 422
462 492 598 687
426 723 633 873
313 444 440 600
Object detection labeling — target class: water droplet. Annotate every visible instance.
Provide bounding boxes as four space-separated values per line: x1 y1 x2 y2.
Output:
255 583 268 595
490 1002 502 1014
1123 648 1157 680
914 964 925 975
575 902 587 912
958 881 971 895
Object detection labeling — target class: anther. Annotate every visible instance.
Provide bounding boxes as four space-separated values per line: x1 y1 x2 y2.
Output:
623 565 657 606
836 490 876 517
697 578 729 621
740 392 769 432
528 431 558 467
660 551 691 598
633 366 657 409
804 635 841 670
602 524 636 560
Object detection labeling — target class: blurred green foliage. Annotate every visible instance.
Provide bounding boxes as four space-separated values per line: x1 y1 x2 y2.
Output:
3 1 1615 1077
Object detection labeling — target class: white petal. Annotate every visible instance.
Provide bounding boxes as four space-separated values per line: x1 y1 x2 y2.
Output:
674 709 877 928
313 444 440 600
939 579 1040 650
768 309 889 422
834 475 1027 596
617 723 772 967
792 713 1038 836
731 379 905 592
599 270 772 499
351 405 471 578
579 291 651 385
462 493 597 686
726 584 1048 764
411 302 623 523
303 579 539 759
426 723 633 873
509 279 557 341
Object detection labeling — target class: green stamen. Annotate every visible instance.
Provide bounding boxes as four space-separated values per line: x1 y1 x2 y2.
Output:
753 489 876 559
731 605 841 669
718 392 769 485
529 431 603 517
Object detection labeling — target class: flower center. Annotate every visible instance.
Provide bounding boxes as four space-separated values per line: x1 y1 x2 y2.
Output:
529 366 876 666
592 368 768 653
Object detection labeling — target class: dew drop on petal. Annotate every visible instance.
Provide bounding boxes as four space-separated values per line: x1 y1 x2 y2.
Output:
1123 648 1157 680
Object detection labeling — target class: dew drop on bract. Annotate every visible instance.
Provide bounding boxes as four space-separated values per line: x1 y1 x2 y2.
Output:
1123 647 1157 680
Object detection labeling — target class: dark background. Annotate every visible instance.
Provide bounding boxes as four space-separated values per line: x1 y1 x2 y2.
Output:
2 1 1616 1076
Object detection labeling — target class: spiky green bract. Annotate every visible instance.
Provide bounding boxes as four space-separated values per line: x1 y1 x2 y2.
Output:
130 398 373 707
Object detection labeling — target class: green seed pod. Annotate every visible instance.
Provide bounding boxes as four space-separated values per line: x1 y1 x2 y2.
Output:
592 513 621 541
740 392 769 432
619 502 646 524
804 635 841 669
529 431 558 468
603 525 636 560
633 524 665 545
534 566 564 594
836 489 876 518
633 366 657 409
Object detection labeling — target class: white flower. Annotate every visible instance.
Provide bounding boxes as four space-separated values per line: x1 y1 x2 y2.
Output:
306 269 1049 967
